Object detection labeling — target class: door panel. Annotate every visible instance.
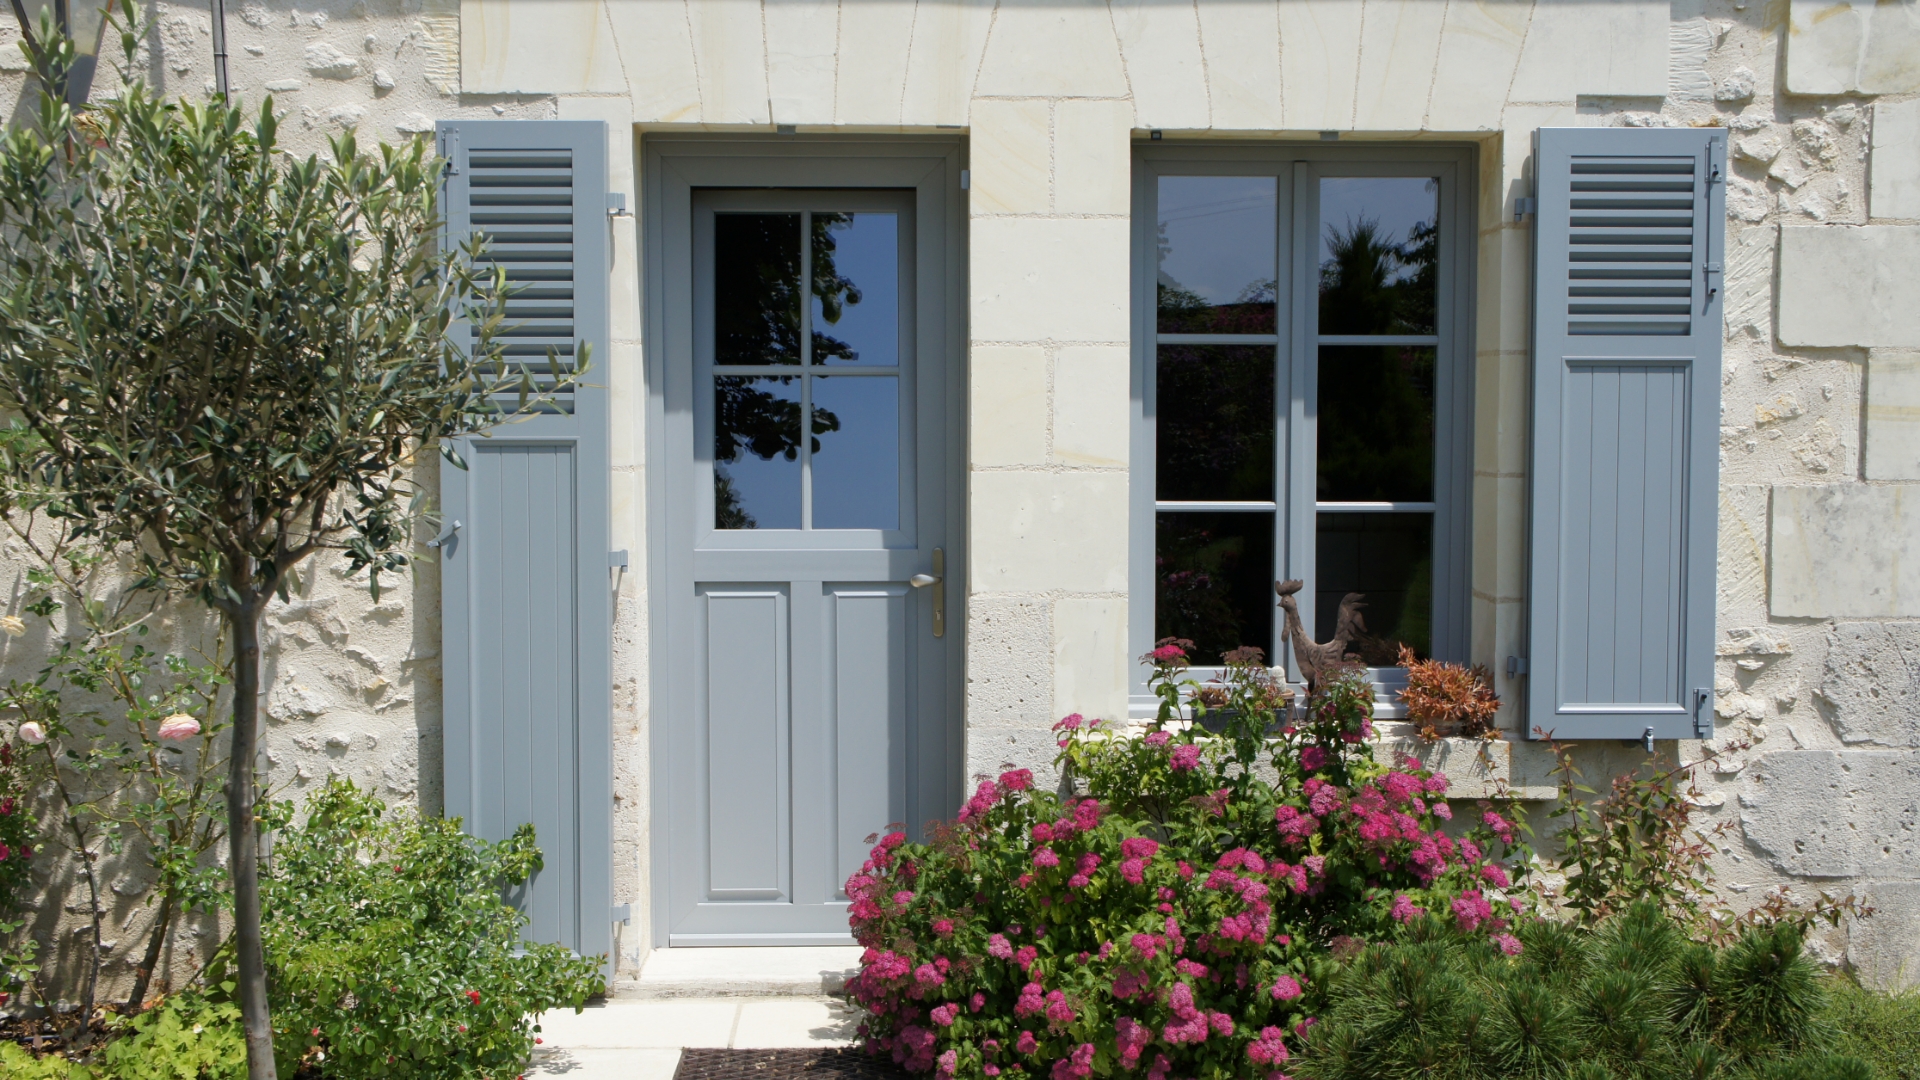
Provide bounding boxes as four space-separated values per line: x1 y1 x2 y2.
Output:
829 584 909 896
656 163 960 946
702 586 790 900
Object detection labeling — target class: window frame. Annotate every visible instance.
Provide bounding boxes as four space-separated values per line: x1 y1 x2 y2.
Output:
691 188 920 551
1129 143 1479 713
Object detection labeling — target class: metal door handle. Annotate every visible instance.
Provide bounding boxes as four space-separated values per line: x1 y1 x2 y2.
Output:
911 549 945 637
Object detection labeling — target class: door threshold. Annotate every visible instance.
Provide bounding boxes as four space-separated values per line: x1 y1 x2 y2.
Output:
630 944 864 998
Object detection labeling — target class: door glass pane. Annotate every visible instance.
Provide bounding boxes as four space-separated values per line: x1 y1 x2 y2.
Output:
1157 345 1275 502
1318 177 1438 336
811 213 898 367
811 375 900 530
715 376 802 529
1317 345 1435 502
1315 512 1432 664
715 213 804 365
1157 176 1277 335
1155 511 1275 665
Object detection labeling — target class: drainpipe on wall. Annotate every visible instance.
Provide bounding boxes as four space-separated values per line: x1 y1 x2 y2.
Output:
209 0 229 98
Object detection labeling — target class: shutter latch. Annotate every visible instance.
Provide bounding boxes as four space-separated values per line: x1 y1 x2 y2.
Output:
1691 687 1714 740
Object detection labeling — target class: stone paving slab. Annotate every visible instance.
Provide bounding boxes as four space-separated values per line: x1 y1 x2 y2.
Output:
623 947 865 998
528 997 861 1078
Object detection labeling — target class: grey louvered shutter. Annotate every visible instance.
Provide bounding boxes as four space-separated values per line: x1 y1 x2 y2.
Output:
1523 126 1724 742
436 120 612 961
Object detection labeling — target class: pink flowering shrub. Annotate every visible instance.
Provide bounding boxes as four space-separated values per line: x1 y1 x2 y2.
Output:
844 644 1529 1080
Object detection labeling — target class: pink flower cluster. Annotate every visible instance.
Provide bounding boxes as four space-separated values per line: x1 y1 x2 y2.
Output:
1119 836 1159 884
843 710 1532 1080
1247 1025 1291 1066
1452 890 1496 932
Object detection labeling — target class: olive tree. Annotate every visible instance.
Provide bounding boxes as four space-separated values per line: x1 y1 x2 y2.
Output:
0 13 564 1076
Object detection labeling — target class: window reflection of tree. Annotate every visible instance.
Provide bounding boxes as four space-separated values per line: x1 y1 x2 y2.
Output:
1155 517 1270 665
1316 216 1438 503
714 213 868 528
1315 210 1440 663
1157 345 1273 501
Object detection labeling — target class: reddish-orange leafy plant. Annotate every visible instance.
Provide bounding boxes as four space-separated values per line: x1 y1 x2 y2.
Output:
1395 644 1500 740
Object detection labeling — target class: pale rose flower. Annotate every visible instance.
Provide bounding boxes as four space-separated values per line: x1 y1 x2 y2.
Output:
157 714 202 741
0 616 24 637
17 721 46 744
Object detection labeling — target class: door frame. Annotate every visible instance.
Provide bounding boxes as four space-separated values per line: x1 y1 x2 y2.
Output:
641 136 968 949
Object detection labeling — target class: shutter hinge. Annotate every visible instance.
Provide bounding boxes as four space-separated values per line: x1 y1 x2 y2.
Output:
607 192 630 218
1513 196 1537 223
1505 655 1529 679
1691 687 1714 740
610 549 629 569
612 904 632 925
959 169 970 191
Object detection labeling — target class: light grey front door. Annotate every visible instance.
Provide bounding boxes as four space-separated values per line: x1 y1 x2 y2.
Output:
650 144 964 946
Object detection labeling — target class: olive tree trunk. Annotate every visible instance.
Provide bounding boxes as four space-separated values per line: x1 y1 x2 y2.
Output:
224 583 276 1080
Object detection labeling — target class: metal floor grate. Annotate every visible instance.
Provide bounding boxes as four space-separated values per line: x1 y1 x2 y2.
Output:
674 1048 913 1080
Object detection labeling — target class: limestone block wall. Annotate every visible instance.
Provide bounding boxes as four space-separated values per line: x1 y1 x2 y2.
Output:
0 0 1916 992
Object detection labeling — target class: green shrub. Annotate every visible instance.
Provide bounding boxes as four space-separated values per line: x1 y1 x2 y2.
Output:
0 1041 80 1080
91 990 248 1080
0 990 243 1079
1825 978 1920 1080
260 780 604 1079
1297 902 1871 1080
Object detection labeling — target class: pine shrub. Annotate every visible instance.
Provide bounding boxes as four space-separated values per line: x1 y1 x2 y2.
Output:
1296 902 1871 1080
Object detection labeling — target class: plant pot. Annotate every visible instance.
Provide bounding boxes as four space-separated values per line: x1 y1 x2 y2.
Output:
1195 707 1288 736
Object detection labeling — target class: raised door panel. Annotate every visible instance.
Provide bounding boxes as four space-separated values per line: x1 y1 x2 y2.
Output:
701 586 791 901
829 585 908 896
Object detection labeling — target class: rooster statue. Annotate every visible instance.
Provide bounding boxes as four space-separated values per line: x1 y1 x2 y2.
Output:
1274 579 1367 693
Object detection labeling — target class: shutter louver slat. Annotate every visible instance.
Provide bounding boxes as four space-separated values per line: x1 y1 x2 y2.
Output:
1524 127 1724 743
464 148 580 414
1563 155 1700 337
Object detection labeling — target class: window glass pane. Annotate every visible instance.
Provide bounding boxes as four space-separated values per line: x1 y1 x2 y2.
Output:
811 213 898 366
1318 178 1438 336
811 375 900 530
714 375 802 529
1156 512 1275 665
715 213 803 365
1317 345 1435 502
1315 512 1432 665
1157 176 1277 334
1157 345 1276 501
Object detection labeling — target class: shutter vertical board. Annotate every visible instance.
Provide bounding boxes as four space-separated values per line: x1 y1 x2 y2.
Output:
437 120 612 962
1525 127 1724 741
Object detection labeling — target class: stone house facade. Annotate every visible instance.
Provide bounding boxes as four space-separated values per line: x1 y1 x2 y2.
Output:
2 0 1917 993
